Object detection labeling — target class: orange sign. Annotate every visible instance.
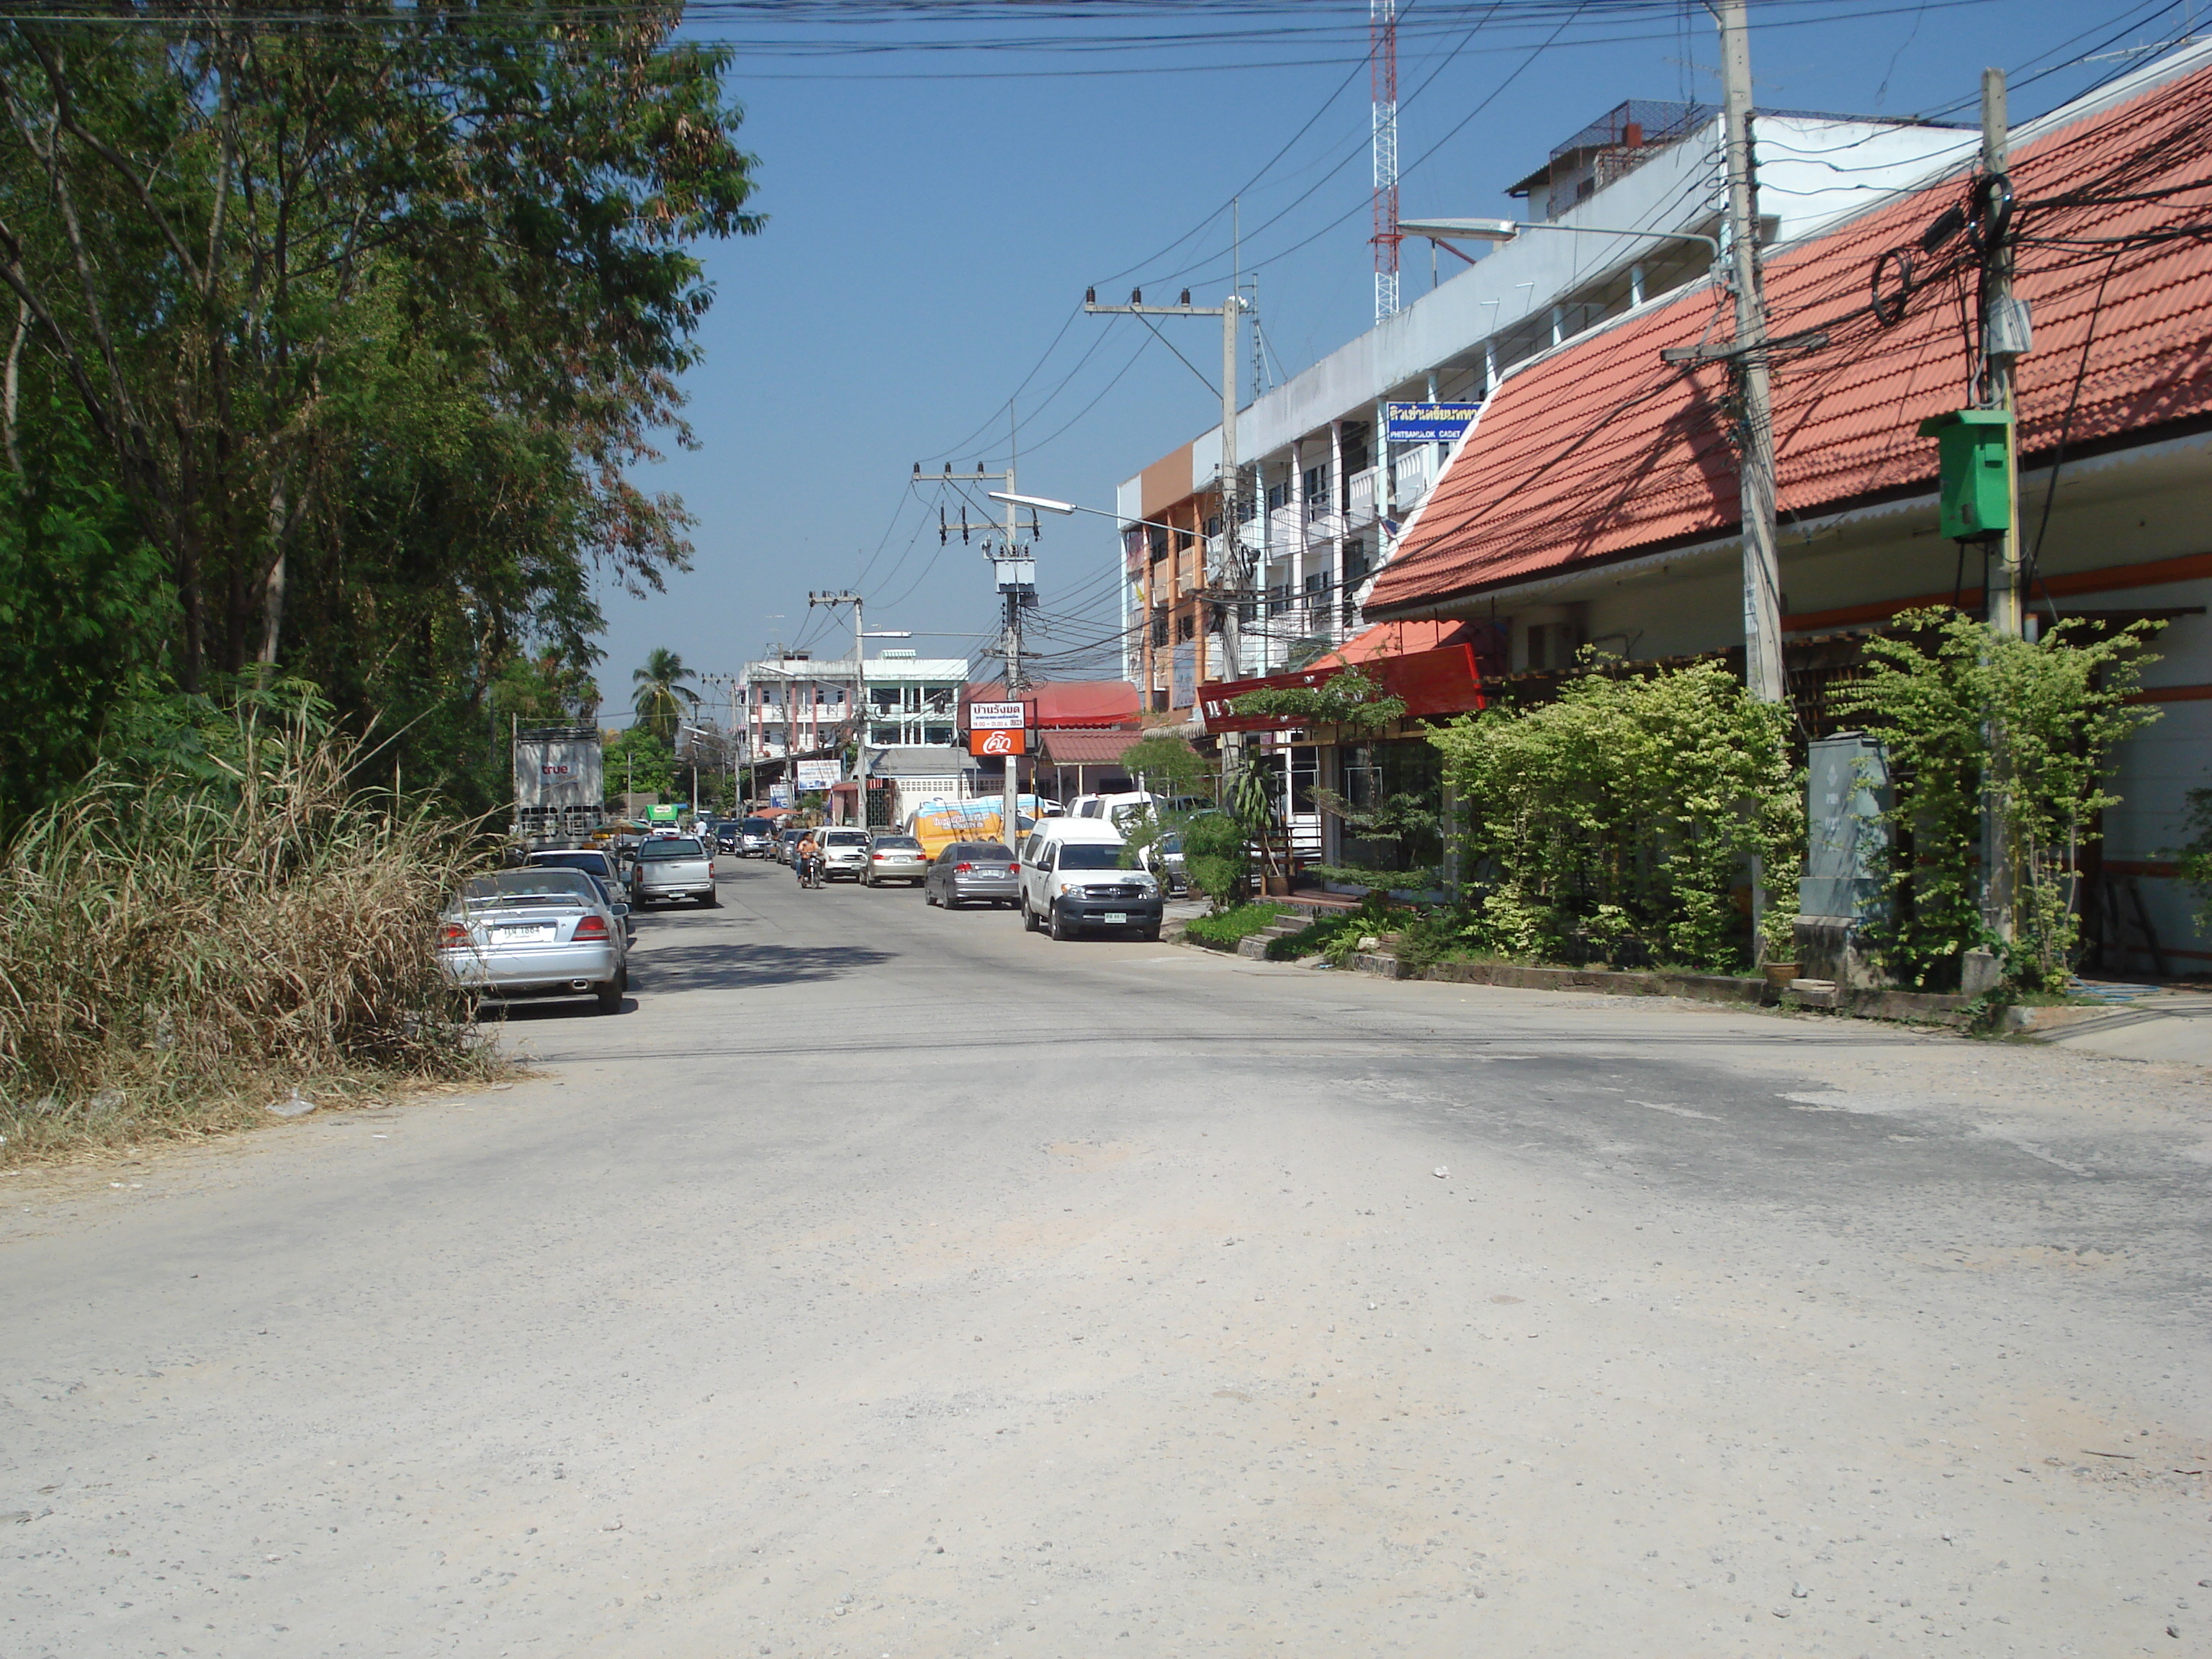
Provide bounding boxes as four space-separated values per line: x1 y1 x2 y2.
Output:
969 727 1026 757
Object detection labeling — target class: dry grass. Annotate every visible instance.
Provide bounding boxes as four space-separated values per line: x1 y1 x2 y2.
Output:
0 699 497 1163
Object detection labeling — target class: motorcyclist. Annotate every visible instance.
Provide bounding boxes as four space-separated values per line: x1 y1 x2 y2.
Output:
793 828 822 888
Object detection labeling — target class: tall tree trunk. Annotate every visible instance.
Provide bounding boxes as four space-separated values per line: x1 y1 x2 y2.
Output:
1 295 24 474
256 477 287 669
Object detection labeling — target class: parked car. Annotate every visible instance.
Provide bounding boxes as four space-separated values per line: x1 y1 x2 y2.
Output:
528 846 619 878
632 835 716 907
924 840 1019 909
1137 828 1187 896
737 817 777 858
439 867 627 1013
817 827 873 882
527 848 636 918
1016 820 1162 941
863 832 929 887
777 826 808 865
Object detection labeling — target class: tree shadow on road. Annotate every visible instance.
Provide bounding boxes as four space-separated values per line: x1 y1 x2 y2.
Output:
633 941 894 992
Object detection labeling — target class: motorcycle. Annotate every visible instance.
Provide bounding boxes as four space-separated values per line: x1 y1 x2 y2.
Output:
796 851 824 889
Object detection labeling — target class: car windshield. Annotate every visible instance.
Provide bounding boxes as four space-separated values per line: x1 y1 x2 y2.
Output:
742 819 773 833
1160 832 1183 853
949 842 1011 861
1056 843 1127 870
461 869 597 904
824 830 870 846
639 838 704 860
874 837 922 851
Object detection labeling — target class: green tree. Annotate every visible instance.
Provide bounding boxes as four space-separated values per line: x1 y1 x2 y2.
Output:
630 647 700 745
0 3 761 814
603 727 675 804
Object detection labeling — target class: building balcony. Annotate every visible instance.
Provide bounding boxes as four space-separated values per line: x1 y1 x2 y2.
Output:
1346 466 1379 527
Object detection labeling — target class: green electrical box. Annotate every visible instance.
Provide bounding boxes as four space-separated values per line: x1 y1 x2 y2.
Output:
1917 408 2013 540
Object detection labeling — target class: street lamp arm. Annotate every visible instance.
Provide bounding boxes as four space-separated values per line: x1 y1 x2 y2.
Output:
989 490 1185 538
1397 217 1721 259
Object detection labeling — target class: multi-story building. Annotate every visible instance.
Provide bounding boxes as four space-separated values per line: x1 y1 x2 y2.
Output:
736 652 969 761
1115 99 1970 708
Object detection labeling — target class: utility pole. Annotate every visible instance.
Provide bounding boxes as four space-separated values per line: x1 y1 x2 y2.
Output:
1084 287 1249 691
1714 0 1786 707
809 590 866 827
914 459 1035 849
701 673 742 813
1981 67 2024 644
1979 64 2026 948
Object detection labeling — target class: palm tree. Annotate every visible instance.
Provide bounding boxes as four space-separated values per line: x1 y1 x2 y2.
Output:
631 647 700 745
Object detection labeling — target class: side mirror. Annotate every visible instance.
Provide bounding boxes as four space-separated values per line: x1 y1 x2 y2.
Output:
611 903 631 918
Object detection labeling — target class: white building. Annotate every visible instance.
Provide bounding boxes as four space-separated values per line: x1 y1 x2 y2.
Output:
1117 99 1974 695
737 652 969 760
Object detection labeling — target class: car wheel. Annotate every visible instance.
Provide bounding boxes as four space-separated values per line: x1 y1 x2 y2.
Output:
1141 925 1161 943
1022 897 1040 932
595 974 624 1014
700 891 718 907
925 884 938 906
1047 902 1071 942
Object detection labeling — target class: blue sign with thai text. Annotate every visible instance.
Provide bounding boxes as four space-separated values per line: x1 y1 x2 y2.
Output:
1384 401 1483 444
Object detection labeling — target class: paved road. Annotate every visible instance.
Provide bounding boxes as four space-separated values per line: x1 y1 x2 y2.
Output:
5 855 2208 1658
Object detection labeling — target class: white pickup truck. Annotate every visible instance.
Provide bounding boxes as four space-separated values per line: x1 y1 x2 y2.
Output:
631 835 717 908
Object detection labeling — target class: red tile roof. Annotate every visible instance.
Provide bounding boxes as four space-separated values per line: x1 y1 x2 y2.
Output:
1367 60 2212 615
1035 729 1143 766
961 680 1141 729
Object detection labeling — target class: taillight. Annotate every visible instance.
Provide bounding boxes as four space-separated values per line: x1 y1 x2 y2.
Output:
954 862 972 873
437 922 469 948
873 852 886 860
573 914 609 940
1008 862 1020 873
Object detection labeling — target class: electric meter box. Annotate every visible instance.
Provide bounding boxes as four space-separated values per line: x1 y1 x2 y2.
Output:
1916 408 2012 540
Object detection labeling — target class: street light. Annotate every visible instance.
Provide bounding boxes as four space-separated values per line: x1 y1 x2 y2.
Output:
1396 217 1721 261
988 490 1181 536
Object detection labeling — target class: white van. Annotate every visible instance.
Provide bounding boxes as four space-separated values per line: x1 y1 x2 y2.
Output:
1017 819 1163 942
1065 791 1161 833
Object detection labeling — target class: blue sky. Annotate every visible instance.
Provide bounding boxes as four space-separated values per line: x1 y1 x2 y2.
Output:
592 0 2197 719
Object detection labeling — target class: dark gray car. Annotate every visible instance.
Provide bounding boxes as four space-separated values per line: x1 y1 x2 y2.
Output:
923 840 1019 909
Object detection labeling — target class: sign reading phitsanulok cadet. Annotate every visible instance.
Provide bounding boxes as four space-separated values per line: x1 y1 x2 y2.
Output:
967 701 1028 731
1383 401 1483 444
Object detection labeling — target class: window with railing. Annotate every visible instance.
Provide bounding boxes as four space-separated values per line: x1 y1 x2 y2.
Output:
1150 606 1169 647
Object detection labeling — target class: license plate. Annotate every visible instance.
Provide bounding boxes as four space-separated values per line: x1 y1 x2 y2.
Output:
1102 912 1126 926
493 925 555 943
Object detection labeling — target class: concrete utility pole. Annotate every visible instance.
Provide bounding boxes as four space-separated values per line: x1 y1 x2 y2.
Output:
809 590 866 826
1084 289 1249 688
915 459 1032 850
1980 65 2025 947
1714 0 1786 706
1981 67 2025 644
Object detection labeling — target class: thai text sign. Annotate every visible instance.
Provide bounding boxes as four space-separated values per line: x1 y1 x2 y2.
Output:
967 700 1028 731
1383 401 1483 443
794 760 841 791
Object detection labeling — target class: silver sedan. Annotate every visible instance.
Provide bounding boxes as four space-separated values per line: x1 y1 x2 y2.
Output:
438 868 628 1014
863 833 930 886
923 840 1020 909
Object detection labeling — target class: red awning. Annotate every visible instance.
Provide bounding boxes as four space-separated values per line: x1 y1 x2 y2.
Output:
1198 644 1491 734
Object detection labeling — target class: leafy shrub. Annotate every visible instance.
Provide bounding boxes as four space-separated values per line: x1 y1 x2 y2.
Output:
0 684 495 1161
1431 660 1800 974
2180 786 2212 932
1180 809 1255 909
1183 901 1285 950
1833 608 2159 992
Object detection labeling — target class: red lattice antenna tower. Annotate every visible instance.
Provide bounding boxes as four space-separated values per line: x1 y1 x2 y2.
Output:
1371 0 1401 323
